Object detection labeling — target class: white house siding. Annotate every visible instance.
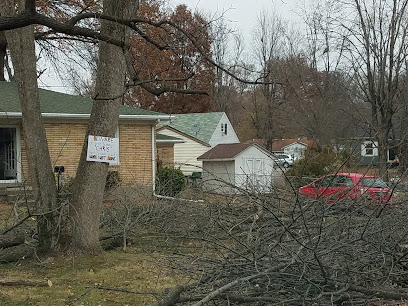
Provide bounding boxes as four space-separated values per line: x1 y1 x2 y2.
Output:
158 128 209 175
209 113 240 147
283 142 307 160
201 160 236 194
234 146 276 193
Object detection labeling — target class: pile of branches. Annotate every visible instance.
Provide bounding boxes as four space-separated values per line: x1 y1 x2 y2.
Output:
140 188 408 305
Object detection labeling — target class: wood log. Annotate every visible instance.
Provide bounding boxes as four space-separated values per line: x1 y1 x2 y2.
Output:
0 230 25 249
0 243 34 263
0 279 50 287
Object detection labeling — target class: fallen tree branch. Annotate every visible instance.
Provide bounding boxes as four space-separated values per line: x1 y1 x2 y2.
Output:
0 230 25 248
0 279 50 287
149 285 185 306
191 273 263 306
85 285 157 296
349 283 408 301
0 243 34 263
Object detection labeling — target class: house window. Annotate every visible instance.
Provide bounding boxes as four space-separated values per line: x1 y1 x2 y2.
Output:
221 123 228 136
361 141 378 157
365 143 374 156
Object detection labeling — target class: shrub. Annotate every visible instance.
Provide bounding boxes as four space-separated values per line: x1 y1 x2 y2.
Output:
286 147 343 178
156 167 185 197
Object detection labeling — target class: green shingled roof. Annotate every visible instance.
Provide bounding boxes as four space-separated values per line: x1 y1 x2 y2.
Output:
0 81 165 117
167 112 224 144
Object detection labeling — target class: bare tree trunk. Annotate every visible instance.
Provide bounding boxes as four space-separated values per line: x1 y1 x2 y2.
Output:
67 0 137 254
2 0 59 254
377 132 389 180
0 32 7 81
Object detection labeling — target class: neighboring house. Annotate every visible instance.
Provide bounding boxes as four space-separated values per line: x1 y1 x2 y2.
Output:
274 139 317 160
197 143 278 194
353 138 398 166
156 134 184 168
0 81 170 189
246 138 317 160
157 112 240 175
348 123 400 166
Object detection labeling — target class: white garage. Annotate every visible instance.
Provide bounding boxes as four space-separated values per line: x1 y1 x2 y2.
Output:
197 143 278 194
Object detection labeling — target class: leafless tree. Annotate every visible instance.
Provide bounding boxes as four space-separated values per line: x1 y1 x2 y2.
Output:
210 18 246 124
331 0 408 178
249 11 290 150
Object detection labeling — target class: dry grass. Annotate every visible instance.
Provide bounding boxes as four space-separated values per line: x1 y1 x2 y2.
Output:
0 200 184 306
0 246 182 305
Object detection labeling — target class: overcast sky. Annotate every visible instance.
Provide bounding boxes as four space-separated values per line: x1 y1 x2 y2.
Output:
168 0 306 41
40 0 308 93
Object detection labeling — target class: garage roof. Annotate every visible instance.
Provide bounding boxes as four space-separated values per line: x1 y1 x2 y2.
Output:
198 143 272 160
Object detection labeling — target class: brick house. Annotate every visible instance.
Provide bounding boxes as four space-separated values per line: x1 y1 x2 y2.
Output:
0 82 170 189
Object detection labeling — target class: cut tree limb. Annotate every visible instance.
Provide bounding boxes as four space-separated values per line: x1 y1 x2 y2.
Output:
0 243 34 262
0 231 25 248
0 279 50 287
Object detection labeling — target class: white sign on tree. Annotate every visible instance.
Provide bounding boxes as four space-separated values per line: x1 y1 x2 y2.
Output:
86 135 119 164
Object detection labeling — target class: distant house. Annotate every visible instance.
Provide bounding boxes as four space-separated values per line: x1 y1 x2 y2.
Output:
157 112 240 175
351 135 398 167
272 139 317 160
197 143 278 194
246 138 317 160
0 81 169 190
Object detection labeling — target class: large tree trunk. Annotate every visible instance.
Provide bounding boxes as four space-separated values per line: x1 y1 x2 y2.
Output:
377 132 389 181
2 0 58 254
67 0 137 254
0 32 7 81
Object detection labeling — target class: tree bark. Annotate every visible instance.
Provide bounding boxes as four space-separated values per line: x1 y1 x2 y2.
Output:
377 133 389 180
2 0 58 254
67 0 137 254
0 32 7 81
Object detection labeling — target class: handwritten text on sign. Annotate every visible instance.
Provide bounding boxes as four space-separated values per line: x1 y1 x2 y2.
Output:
86 135 119 164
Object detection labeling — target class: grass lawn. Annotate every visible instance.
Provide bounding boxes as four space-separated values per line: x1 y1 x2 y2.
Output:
0 246 182 305
0 200 185 306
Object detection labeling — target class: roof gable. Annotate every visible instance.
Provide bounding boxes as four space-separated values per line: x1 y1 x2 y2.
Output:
165 112 225 144
198 143 272 160
282 141 308 150
271 139 317 151
156 126 211 147
0 81 164 117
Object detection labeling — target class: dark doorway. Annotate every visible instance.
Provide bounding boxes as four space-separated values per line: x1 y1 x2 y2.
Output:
0 128 17 180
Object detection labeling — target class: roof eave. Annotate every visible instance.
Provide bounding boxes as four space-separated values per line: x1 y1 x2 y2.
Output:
198 157 235 161
157 139 185 143
0 112 171 121
281 142 307 149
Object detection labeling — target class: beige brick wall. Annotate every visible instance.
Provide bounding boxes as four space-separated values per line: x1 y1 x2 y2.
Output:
116 124 153 186
20 122 154 187
157 143 175 168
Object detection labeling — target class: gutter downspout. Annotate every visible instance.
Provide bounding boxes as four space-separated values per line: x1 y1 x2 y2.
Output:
152 124 156 193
